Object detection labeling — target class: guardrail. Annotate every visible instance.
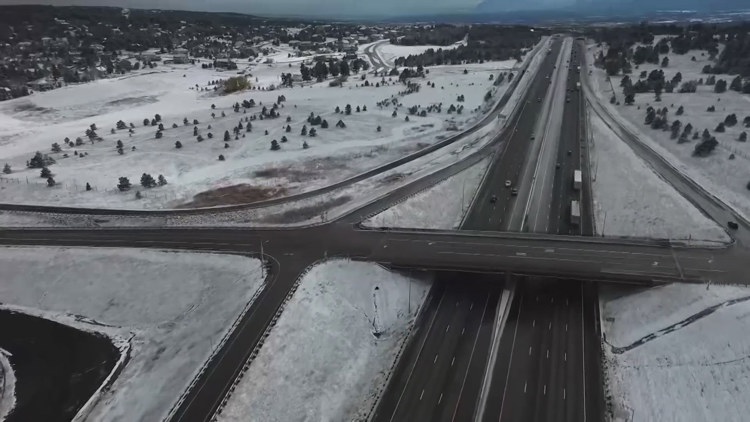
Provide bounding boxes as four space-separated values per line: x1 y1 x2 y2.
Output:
354 224 732 250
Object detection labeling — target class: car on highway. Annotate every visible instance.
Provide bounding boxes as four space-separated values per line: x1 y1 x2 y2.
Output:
511 188 518 196
728 221 739 230
556 162 561 169
537 97 542 102
567 150 572 155
531 135 536 140
490 195 498 203
505 180 512 187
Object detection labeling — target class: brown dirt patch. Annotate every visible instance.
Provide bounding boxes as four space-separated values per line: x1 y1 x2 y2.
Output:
178 184 287 208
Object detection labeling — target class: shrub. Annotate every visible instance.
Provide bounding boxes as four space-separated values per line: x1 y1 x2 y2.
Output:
224 76 250 93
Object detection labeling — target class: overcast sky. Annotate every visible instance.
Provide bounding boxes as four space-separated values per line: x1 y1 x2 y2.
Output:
0 0 582 18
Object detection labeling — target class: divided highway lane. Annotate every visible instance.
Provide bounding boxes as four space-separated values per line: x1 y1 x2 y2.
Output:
373 39 567 422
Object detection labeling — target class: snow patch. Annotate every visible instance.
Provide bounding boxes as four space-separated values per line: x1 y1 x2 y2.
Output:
601 283 750 422
364 156 491 229
0 247 264 421
218 260 431 422
588 112 729 242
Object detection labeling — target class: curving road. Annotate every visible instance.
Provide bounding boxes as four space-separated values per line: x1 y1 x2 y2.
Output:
0 37 745 422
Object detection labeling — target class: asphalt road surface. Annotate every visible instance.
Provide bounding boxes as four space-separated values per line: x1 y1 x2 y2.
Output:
372 38 568 422
482 39 603 422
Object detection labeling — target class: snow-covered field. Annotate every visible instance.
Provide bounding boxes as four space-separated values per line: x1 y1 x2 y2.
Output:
601 283 750 422
375 40 465 68
587 40 750 222
364 156 491 229
0 247 264 421
0 46 516 210
218 260 431 422
588 113 729 242
0 349 14 422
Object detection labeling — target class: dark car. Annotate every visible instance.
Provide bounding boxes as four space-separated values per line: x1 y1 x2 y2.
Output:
490 195 498 203
728 221 739 230
567 150 572 155
511 188 518 196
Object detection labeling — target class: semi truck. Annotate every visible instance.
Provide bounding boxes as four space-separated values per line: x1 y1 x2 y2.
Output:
571 200 581 226
573 169 582 190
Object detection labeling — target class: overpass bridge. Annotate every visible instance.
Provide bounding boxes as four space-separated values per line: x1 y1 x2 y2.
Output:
0 224 736 286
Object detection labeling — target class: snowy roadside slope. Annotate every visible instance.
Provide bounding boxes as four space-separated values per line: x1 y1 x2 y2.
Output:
586 41 750 223
588 113 729 242
0 247 264 421
0 349 15 422
218 260 431 422
363 156 491 229
601 284 750 422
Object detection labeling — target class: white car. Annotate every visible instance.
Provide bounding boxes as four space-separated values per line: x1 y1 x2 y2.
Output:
505 180 512 188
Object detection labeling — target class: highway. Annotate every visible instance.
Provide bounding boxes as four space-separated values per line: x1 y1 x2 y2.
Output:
481 38 601 422
0 36 744 422
372 38 568 422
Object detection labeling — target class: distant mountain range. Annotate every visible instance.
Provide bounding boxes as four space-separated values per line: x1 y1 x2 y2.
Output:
383 0 750 24
475 0 750 14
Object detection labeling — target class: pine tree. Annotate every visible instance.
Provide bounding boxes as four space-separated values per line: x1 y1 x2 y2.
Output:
303 141 309 149
739 132 747 142
157 175 167 186
2 163 10 174
117 177 131 191
224 130 231 142
218 154 225 161
140 173 156 188
40 167 52 178
85 182 92 191
175 140 183 149
270 140 281 151
47 176 55 187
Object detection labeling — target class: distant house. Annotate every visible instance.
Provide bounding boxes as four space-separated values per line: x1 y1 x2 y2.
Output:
172 48 189 64
215 59 237 70
291 74 303 82
0 87 12 101
343 45 358 54
27 78 59 92
139 52 159 62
